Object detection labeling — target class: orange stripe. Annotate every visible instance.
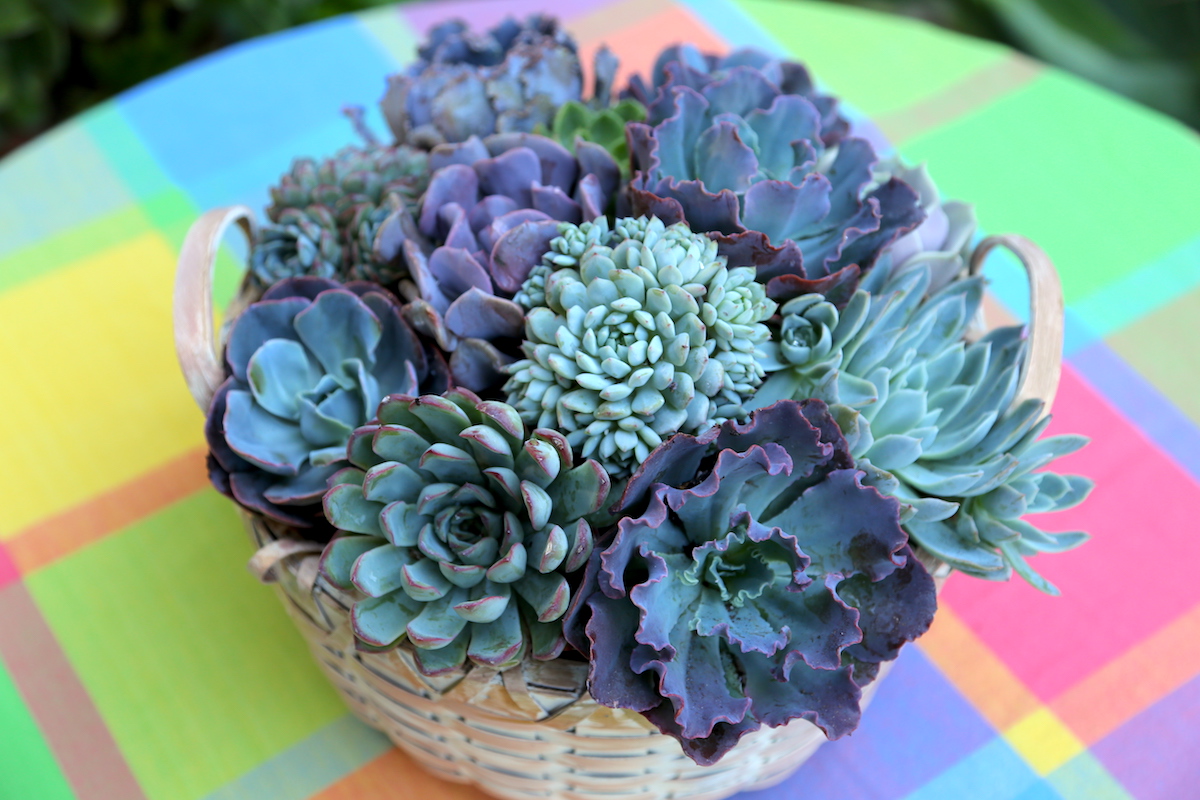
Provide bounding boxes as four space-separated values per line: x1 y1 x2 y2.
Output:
874 53 1043 145
310 748 487 800
1051 603 1200 744
577 2 729 95
917 602 1041 730
0 581 149 800
7 447 208 574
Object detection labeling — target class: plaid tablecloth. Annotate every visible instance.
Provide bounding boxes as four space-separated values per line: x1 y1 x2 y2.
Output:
2 1 1199 798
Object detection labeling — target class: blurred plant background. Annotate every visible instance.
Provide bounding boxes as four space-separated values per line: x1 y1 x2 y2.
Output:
2 0 1197 157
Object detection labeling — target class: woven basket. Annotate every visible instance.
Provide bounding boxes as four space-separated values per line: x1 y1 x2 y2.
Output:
173 206 1064 800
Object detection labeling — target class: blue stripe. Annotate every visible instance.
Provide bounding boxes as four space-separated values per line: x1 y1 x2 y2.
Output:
202 714 391 800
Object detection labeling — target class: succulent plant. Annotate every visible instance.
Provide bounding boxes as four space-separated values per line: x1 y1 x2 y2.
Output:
380 15 583 149
251 206 343 286
206 278 445 527
504 216 777 478
562 400 937 765
254 143 431 286
754 263 1093 591
542 98 646 175
372 132 621 394
319 389 611 673
624 44 925 288
624 44 848 146
869 156 978 293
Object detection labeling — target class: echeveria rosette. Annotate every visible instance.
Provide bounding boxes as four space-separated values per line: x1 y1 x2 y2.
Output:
754 263 1094 592
562 400 937 765
319 389 611 674
625 44 849 147
206 278 444 528
624 45 925 290
504 216 776 478
257 144 431 286
377 132 622 394
251 206 343 286
381 16 582 149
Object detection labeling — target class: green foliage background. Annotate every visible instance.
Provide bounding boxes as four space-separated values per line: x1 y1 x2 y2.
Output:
1 0 1197 156
0 0 394 155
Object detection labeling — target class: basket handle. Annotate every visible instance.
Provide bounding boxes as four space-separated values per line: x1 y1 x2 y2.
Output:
969 234 1064 409
174 206 257 412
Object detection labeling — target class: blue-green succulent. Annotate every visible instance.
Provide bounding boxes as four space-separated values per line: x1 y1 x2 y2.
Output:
320 389 611 673
562 400 937 765
754 263 1093 591
870 156 978 293
206 278 445 527
381 16 583 149
251 206 343 286
254 143 431 286
504 216 776 477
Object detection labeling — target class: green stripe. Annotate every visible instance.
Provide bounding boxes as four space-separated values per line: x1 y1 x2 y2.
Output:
733 0 1007 117
901 69 1200 305
0 657 77 800
27 490 348 800
202 715 391 800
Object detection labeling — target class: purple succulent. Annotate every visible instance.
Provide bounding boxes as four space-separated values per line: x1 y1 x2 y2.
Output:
562 400 937 764
623 45 925 298
373 132 621 394
206 277 448 528
381 16 583 149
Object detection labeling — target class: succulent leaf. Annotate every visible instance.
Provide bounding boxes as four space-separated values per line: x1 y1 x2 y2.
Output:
506 216 776 477
756 261 1094 590
320 390 612 673
563 400 937 764
205 279 441 528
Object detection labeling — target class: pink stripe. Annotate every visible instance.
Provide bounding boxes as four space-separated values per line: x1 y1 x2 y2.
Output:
0 582 148 800
0 543 17 588
943 364 1200 700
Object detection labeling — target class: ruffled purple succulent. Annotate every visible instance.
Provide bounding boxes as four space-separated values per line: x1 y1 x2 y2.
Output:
373 132 620 394
624 45 925 297
206 277 447 528
381 16 583 148
562 400 937 764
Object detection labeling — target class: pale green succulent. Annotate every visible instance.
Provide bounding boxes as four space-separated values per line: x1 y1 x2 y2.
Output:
755 263 1093 592
320 389 611 674
505 216 776 477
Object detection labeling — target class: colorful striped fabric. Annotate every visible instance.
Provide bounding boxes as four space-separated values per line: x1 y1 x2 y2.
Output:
1 1 1198 798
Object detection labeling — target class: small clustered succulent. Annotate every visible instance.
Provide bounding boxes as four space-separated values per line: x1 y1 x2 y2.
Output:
208 17 1094 767
253 143 431 287
505 216 776 477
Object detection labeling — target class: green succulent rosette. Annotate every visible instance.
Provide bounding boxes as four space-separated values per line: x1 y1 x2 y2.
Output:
505 216 776 477
320 389 611 674
754 262 1094 592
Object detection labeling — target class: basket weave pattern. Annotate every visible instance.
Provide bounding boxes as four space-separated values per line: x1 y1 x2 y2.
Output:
178 207 1061 800
245 510 894 800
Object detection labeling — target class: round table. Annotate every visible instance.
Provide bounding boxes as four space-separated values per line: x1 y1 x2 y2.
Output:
1 1 1198 799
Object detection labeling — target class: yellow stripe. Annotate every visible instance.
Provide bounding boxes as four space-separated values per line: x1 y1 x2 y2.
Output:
0 232 205 537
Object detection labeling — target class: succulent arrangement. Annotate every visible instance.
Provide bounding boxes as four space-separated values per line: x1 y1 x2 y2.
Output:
202 15 1094 766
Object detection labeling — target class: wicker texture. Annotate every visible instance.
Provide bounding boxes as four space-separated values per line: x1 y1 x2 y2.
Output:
175 206 1062 800
245 511 893 800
